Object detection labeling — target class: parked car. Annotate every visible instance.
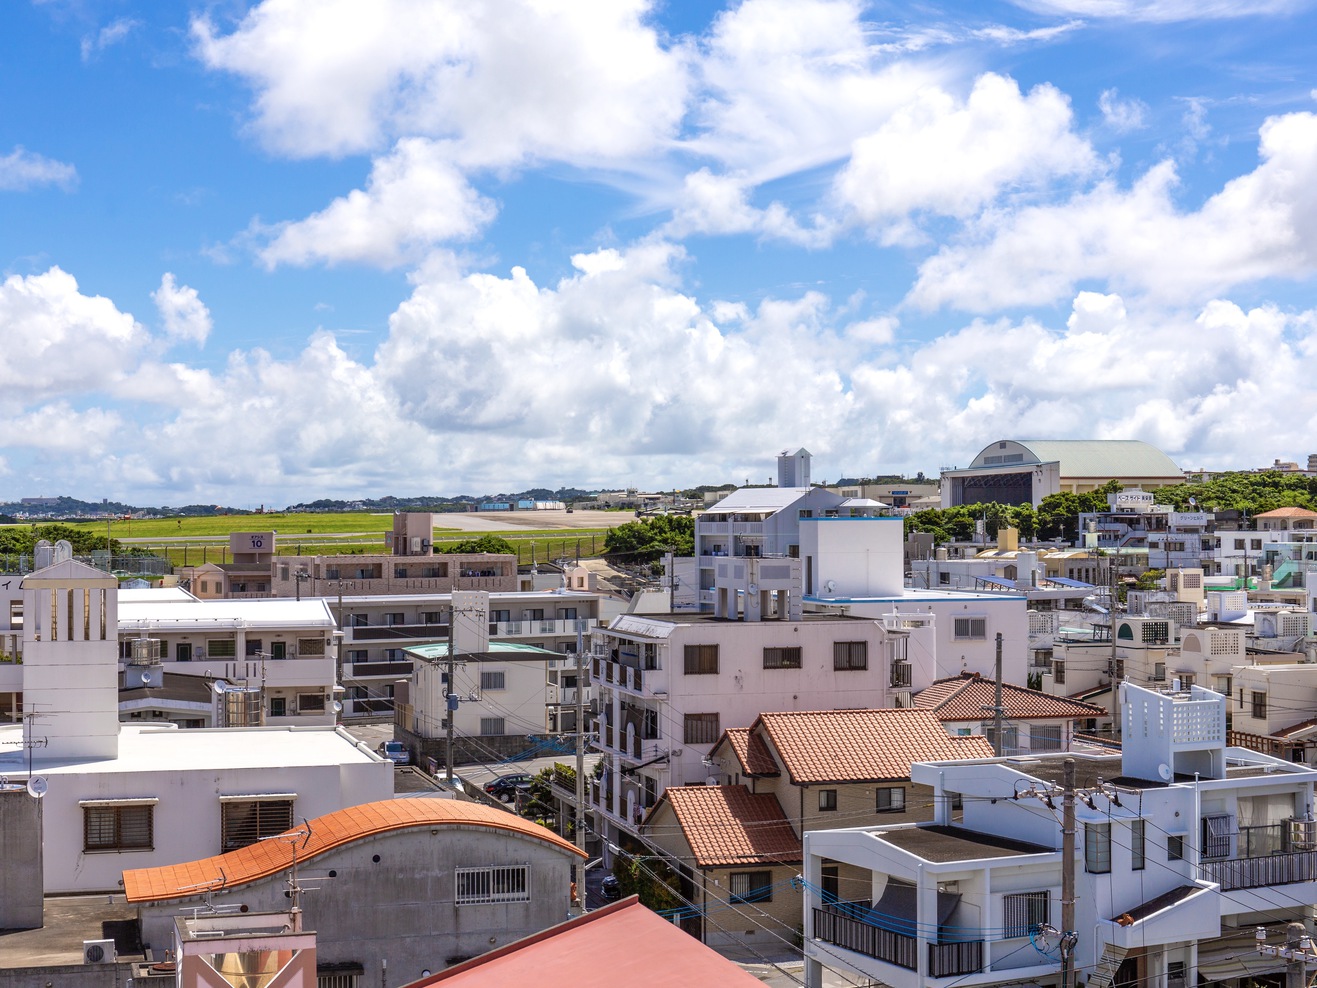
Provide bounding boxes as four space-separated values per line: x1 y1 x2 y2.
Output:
378 740 411 765
484 772 533 801
600 875 621 902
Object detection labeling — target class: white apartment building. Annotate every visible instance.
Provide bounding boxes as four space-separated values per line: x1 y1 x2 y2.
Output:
803 683 1317 988
1078 488 1213 572
116 591 340 726
0 555 392 894
589 610 928 850
338 588 599 719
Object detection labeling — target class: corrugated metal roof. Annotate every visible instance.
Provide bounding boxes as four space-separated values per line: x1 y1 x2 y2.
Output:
966 439 1182 478
122 797 584 903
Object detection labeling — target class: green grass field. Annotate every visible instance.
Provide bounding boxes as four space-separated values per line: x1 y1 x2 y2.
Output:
63 513 614 567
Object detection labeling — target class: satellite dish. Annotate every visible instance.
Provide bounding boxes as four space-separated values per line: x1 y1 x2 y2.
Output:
212 681 225 695
747 583 758 594
331 700 343 713
27 776 48 799
139 671 151 685
824 580 837 593
705 776 718 786
1157 763 1172 781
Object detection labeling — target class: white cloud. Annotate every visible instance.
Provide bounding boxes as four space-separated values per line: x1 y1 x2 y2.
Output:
151 273 212 345
258 139 496 268
834 73 1099 225
81 18 138 61
0 268 145 396
662 168 834 246
907 110 1317 311
1009 0 1302 21
191 0 688 166
0 146 77 192
1098 88 1147 132
3 403 123 451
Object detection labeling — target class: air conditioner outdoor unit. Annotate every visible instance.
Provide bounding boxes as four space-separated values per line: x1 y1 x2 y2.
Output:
83 939 116 964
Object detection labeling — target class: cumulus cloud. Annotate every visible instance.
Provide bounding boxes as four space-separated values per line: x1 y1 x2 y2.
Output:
662 168 834 245
191 0 688 165
151 273 212 345
0 268 145 396
1098 88 1147 132
258 139 496 268
834 73 1099 225
906 110 1317 311
0 146 77 192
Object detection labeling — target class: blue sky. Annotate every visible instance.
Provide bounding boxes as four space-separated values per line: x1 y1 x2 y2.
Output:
3 0 1317 506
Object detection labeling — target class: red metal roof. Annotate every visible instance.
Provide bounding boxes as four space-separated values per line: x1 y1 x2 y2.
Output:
122 797 585 904
752 708 995 784
401 897 765 987
658 785 800 867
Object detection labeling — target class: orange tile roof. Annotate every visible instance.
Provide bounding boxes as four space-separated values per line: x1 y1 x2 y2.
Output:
405 897 765 987
122 797 585 904
915 672 1107 722
753 709 995 784
657 785 800 868
1255 507 1317 518
718 727 780 776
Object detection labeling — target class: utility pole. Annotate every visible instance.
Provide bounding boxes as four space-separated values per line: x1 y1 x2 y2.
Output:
667 549 675 612
1287 922 1308 988
445 616 457 785
986 633 1005 755
1061 758 1076 988
574 624 586 907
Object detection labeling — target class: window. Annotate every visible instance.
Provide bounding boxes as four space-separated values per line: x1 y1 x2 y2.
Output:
876 787 906 812
348 613 367 627
953 617 987 640
1003 891 1049 938
729 871 773 904
819 789 838 812
1252 691 1267 719
480 717 506 736
456 865 530 904
833 641 868 671
1167 834 1184 861
394 566 408 578
1085 823 1111 873
246 638 263 657
890 661 912 688
297 693 325 713
1131 819 1146 870
1235 539 1246 550
387 612 406 626
221 798 294 852
1052 660 1065 685
684 712 721 745
1031 725 1062 752
422 611 442 624
480 670 506 690
207 639 236 658
763 646 802 669
684 644 719 675
83 802 154 851
491 609 512 623
1252 539 1263 551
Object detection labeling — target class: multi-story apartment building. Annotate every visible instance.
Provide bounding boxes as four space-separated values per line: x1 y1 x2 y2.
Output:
588 610 926 851
803 682 1317 988
116 589 341 726
337 588 600 720
1078 488 1214 572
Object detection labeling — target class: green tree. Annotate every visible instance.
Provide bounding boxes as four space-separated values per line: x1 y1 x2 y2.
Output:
603 514 695 564
437 535 517 555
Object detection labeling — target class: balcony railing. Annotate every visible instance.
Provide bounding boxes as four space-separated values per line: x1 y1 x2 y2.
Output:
1201 849 1317 890
928 940 983 977
813 907 916 970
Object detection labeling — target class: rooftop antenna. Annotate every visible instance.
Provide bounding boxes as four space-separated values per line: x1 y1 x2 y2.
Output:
0 709 50 777
177 870 244 919
259 820 328 931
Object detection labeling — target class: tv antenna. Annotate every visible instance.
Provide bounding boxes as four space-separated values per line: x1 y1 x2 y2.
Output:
0 710 49 778
259 820 334 929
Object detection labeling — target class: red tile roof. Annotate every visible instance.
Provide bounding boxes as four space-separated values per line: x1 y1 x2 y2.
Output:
403 896 765 987
916 672 1107 721
1256 507 1317 518
657 785 800 867
122 797 585 904
718 727 779 776
752 709 995 784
